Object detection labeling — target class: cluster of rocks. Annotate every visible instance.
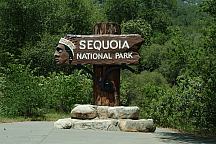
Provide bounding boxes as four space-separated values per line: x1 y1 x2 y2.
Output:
54 104 156 132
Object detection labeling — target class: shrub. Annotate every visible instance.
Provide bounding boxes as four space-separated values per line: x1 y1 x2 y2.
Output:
43 71 92 112
0 64 46 117
0 64 92 117
120 71 170 110
173 74 211 131
121 71 207 131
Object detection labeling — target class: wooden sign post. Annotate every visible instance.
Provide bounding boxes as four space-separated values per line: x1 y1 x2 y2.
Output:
93 23 121 106
54 22 144 106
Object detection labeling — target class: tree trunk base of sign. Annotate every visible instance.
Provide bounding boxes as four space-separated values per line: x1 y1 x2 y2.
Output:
93 65 120 106
93 23 121 106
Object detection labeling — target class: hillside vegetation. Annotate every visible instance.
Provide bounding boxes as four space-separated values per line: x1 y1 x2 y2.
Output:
0 0 216 135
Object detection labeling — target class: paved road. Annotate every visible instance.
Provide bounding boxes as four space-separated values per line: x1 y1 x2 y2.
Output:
0 122 215 144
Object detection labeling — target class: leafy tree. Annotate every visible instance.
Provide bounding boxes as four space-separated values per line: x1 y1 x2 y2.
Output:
138 9 172 33
139 44 167 71
0 0 104 60
20 33 60 76
63 0 105 34
137 0 177 33
0 0 60 59
104 0 140 24
0 0 27 56
121 19 152 45
201 0 216 18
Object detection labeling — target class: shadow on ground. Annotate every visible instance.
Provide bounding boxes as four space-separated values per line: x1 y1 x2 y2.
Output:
156 131 216 144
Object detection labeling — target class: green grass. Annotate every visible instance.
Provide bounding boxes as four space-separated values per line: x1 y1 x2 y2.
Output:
0 112 70 123
0 116 31 123
43 112 71 121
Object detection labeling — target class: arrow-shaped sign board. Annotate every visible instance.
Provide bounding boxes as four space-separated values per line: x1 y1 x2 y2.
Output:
54 34 144 65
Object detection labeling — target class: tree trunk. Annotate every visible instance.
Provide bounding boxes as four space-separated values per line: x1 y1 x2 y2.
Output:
93 22 121 106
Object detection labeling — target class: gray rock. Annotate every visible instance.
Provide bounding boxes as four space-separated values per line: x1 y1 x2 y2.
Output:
119 119 156 132
71 105 97 119
108 106 139 119
72 119 120 131
54 118 156 133
73 104 81 107
54 118 75 129
97 106 109 119
107 120 120 131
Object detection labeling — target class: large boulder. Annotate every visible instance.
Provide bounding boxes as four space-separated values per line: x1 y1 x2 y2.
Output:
73 119 120 131
119 119 156 132
54 118 76 129
108 106 139 119
97 106 109 119
71 105 97 119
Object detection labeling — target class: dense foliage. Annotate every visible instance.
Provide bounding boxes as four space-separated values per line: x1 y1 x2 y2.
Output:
0 64 92 116
0 0 215 135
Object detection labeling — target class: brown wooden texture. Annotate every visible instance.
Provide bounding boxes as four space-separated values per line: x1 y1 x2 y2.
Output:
66 34 143 65
93 22 121 106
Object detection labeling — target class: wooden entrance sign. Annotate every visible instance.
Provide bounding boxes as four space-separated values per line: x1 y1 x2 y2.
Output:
66 34 143 65
56 22 144 106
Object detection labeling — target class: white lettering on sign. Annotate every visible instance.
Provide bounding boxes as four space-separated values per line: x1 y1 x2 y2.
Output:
115 52 133 59
88 40 93 49
79 40 85 49
79 40 129 50
77 53 112 60
76 52 133 60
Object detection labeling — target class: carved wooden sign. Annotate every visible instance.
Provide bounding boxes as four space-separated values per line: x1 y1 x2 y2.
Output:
54 34 144 65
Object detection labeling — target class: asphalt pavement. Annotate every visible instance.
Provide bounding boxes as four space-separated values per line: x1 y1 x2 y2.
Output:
0 121 215 144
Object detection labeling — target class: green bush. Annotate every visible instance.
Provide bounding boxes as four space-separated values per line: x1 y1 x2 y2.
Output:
43 71 92 112
120 71 169 109
173 75 207 130
0 64 46 117
153 74 210 132
0 64 92 117
121 71 215 133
